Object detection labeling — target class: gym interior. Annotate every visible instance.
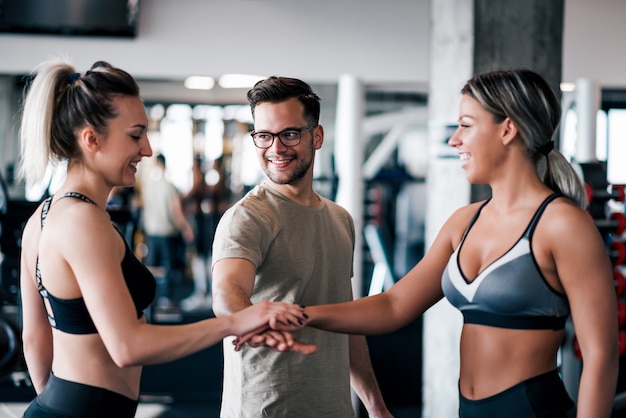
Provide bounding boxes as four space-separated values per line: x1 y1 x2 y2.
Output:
1 0 626 417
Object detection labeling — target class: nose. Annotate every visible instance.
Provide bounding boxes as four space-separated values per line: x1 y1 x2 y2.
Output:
268 134 288 151
142 135 153 157
448 126 461 147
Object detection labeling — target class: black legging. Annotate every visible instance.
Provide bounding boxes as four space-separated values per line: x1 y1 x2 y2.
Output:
22 374 138 418
459 369 576 418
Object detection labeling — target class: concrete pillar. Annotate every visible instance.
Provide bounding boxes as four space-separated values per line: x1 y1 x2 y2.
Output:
423 1 564 417
574 77 601 163
334 74 365 299
424 2 473 416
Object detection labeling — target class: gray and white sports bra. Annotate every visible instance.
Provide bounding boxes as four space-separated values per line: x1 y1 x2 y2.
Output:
441 194 570 330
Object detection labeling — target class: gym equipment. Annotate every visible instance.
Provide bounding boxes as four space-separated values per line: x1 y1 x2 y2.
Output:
585 183 625 204
620 331 626 357
616 268 626 297
1 200 39 305
0 314 18 373
619 300 626 328
364 223 396 296
610 240 626 267
595 212 626 236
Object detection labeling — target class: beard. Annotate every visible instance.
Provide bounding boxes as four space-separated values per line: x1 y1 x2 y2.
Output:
263 157 312 185
262 141 315 185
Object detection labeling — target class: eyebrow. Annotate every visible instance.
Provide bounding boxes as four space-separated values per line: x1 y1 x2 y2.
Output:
255 126 300 131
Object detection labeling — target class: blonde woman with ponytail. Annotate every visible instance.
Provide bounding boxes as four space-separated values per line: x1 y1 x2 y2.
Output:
18 60 308 418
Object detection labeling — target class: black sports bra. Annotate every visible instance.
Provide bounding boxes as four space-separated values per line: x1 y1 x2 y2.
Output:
36 192 156 335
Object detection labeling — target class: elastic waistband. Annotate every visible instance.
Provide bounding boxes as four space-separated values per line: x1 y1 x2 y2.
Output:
458 369 575 418
37 374 138 417
461 369 560 404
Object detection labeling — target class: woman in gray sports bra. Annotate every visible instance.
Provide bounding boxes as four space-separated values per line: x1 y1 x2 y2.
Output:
296 69 618 417
18 59 309 418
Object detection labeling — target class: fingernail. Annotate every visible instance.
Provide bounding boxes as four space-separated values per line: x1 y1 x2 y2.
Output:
303 313 309 319
298 320 303 325
287 320 292 325
300 305 306 309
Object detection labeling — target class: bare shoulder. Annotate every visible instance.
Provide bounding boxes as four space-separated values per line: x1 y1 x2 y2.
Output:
46 199 121 255
535 196 606 256
541 196 597 234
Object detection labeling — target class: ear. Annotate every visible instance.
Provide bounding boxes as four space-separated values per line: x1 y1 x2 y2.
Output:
78 127 100 153
500 117 518 146
313 125 324 150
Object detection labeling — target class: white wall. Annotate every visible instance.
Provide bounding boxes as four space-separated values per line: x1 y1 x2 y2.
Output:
563 0 626 88
0 0 623 90
0 0 428 85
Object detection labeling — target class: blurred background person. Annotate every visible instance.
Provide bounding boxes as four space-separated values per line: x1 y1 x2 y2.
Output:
140 153 194 312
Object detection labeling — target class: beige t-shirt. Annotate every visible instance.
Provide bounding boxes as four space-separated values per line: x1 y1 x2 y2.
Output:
213 184 356 418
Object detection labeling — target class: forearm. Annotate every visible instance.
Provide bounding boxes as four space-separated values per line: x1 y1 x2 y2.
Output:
307 293 403 335
575 353 618 418
22 337 52 394
349 335 390 417
114 317 233 366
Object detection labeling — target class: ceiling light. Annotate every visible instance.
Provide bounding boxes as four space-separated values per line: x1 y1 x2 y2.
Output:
218 74 265 89
184 76 215 90
560 82 575 92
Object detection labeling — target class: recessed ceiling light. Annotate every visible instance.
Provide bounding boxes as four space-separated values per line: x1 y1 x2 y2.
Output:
218 74 265 89
184 76 215 90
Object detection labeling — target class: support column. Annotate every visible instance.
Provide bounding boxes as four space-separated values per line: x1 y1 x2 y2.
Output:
424 1 564 417
334 74 365 417
334 74 365 299
424 1 474 416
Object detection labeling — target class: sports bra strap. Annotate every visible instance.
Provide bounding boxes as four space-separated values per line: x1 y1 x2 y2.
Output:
59 192 96 205
459 198 491 243
40 196 52 229
524 193 560 241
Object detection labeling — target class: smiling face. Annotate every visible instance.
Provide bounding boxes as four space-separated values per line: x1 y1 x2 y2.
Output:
96 96 152 187
448 94 508 184
252 97 323 187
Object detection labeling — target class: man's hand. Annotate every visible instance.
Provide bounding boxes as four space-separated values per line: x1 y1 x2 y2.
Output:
233 329 317 355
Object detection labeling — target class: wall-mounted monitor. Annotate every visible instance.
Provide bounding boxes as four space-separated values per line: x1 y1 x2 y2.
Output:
0 0 139 38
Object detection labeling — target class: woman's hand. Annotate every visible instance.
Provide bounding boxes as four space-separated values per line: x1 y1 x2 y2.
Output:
229 300 307 337
233 329 317 354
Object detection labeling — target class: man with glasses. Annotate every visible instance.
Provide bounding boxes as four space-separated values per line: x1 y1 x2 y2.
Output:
211 76 391 418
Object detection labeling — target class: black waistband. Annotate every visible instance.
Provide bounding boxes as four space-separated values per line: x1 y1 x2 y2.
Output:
459 369 575 418
36 374 138 417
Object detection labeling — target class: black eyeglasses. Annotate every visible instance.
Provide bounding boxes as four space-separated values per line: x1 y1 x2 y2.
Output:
250 125 317 149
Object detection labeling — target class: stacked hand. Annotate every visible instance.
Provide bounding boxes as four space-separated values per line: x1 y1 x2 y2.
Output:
232 301 317 355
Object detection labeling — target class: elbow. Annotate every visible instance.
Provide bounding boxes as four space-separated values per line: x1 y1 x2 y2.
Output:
22 327 51 361
211 288 235 317
108 341 142 368
211 297 229 317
